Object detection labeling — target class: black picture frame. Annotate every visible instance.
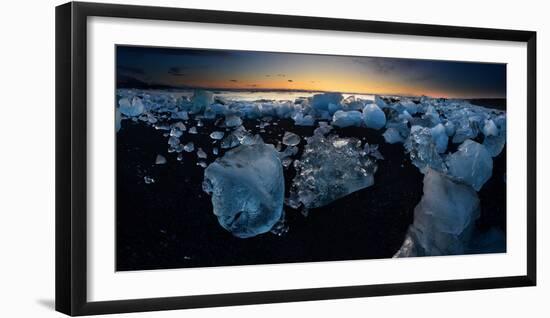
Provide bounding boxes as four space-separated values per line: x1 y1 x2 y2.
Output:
55 1 537 316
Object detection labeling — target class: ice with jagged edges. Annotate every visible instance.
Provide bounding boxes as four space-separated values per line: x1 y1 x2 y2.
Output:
288 134 379 210
311 92 343 111
189 90 214 114
202 142 285 238
430 123 448 154
394 169 480 257
383 128 404 144
363 104 386 130
404 125 447 174
446 139 493 191
332 110 363 128
118 96 145 117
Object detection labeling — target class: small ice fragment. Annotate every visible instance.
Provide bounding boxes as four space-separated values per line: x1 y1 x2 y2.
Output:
363 104 386 129
282 132 301 146
188 126 198 134
197 147 207 159
172 121 186 131
210 131 225 140
183 142 195 152
169 127 183 138
176 110 189 120
483 119 499 137
144 176 155 184
168 136 180 147
212 147 219 155
155 154 167 165
383 128 404 144
364 143 384 160
176 153 183 161
221 134 241 149
224 115 243 127
197 161 207 168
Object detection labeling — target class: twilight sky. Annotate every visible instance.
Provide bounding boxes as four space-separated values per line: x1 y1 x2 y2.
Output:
116 45 506 99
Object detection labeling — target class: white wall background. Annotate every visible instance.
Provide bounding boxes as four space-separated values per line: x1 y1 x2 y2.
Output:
0 0 547 316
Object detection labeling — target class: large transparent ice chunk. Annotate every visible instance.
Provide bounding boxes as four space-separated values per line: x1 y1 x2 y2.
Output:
332 110 363 128
362 104 386 130
404 125 447 173
289 134 378 209
118 96 145 117
202 143 284 238
394 169 480 257
446 139 493 191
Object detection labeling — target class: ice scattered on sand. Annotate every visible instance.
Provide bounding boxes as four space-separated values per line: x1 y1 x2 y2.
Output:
202 142 284 238
282 132 301 146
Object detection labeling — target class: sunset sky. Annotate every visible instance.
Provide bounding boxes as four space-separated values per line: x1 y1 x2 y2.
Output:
116 45 506 99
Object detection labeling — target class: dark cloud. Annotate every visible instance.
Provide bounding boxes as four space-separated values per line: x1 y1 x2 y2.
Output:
168 67 187 77
117 65 145 75
230 79 238 82
288 80 293 82
277 74 286 77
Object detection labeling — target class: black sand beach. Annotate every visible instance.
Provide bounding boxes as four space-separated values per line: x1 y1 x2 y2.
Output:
116 107 506 271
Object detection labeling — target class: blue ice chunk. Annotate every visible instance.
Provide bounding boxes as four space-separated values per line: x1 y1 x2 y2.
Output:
203 143 284 238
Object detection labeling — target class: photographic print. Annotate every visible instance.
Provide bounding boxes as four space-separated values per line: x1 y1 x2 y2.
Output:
115 45 507 271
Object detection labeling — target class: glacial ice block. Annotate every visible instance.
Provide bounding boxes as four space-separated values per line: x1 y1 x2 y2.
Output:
430 123 448 153
332 110 363 128
289 134 378 209
394 169 480 257
362 104 386 130
311 92 343 111
118 96 145 117
383 128 404 144
446 139 493 191
190 90 213 114
404 125 447 173
202 143 284 238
